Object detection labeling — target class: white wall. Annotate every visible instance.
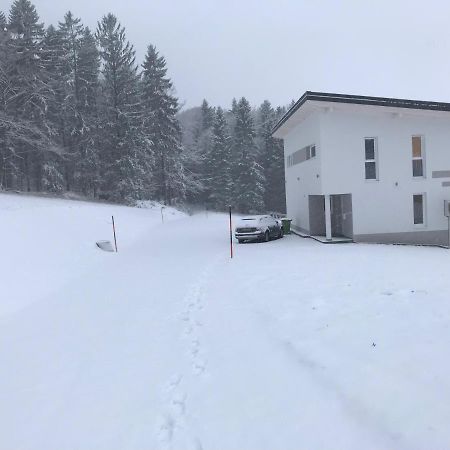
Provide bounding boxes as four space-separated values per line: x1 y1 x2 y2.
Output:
283 113 322 231
319 108 450 236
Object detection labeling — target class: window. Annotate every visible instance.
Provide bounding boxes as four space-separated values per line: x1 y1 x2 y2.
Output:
287 144 316 168
412 136 424 177
413 194 425 225
364 138 378 180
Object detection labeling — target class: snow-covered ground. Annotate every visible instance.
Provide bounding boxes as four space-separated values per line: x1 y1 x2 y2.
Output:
1 193 450 450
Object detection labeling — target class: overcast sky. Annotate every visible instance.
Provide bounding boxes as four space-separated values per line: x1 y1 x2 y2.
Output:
7 0 450 109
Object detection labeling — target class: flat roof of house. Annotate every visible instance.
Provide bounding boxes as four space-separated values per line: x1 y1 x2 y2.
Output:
272 91 450 136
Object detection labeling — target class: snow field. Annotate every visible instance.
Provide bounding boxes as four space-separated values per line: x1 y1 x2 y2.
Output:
2 193 450 449
0 193 184 317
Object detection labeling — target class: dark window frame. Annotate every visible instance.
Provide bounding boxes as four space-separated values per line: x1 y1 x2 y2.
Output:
364 137 378 180
412 135 425 178
413 193 425 225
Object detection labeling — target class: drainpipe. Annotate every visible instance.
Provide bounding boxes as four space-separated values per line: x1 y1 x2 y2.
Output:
325 194 332 241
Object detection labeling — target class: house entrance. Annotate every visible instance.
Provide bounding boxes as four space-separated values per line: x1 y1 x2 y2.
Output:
308 194 353 239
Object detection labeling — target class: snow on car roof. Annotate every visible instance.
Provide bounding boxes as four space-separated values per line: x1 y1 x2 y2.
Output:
241 215 269 221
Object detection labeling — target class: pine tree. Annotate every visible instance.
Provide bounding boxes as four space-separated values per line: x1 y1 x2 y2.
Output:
231 98 238 115
73 26 100 196
141 44 184 204
6 0 53 191
207 107 231 210
96 13 145 202
53 14 101 195
257 100 285 212
231 97 265 213
0 10 59 190
7 0 46 119
39 25 65 192
0 12 6 30
54 12 85 189
200 99 214 130
188 98 215 204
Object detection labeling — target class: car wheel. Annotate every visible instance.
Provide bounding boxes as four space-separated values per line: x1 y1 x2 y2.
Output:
264 230 270 242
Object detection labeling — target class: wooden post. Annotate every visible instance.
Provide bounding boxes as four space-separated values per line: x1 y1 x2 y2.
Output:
161 206 164 223
229 206 233 259
112 215 118 252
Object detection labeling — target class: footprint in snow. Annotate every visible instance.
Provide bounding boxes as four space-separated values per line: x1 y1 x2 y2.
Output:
194 361 207 375
166 374 182 390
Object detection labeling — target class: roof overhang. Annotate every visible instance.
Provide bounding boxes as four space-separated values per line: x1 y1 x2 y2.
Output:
272 91 450 139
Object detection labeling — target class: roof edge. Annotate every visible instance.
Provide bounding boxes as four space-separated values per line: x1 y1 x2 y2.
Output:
272 91 450 136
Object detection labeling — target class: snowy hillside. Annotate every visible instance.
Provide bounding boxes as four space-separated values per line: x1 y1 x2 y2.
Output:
0 193 184 317
2 193 450 449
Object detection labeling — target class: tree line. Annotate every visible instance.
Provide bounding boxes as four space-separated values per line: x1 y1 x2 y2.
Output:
180 99 287 213
0 0 287 212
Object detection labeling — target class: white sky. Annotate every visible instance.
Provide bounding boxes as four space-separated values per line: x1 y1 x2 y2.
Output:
7 0 450 109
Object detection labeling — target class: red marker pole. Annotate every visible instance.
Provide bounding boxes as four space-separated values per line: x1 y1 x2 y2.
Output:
229 206 233 259
112 215 118 252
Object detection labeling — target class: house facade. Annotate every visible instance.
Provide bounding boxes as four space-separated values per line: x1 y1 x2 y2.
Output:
272 92 450 246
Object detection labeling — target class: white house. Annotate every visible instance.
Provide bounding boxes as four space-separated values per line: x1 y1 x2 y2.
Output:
272 91 450 247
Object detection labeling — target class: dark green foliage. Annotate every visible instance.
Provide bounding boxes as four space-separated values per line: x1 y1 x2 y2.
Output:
0 1 287 210
257 100 286 213
180 97 288 214
207 107 231 210
231 97 265 213
73 27 101 196
200 99 214 131
96 13 145 202
141 44 184 204
0 11 7 29
4 0 58 191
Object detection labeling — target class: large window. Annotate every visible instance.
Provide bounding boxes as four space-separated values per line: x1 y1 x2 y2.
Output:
364 138 378 180
412 136 424 177
413 194 425 225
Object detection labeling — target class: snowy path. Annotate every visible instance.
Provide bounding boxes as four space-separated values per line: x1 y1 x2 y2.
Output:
2 197 450 449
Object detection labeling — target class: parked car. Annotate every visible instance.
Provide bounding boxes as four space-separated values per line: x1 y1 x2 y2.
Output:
235 215 283 243
268 212 285 228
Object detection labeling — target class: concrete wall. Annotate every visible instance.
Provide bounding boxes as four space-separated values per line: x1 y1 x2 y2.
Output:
284 113 322 232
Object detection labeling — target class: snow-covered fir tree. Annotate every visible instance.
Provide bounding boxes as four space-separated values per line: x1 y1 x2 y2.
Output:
6 0 55 191
257 100 286 212
189 99 215 204
207 107 232 210
141 44 184 205
231 97 265 213
96 13 145 202
0 11 6 30
73 26 101 196
200 99 214 130
54 12 85 190
0 1 288 209
39 25 65 192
